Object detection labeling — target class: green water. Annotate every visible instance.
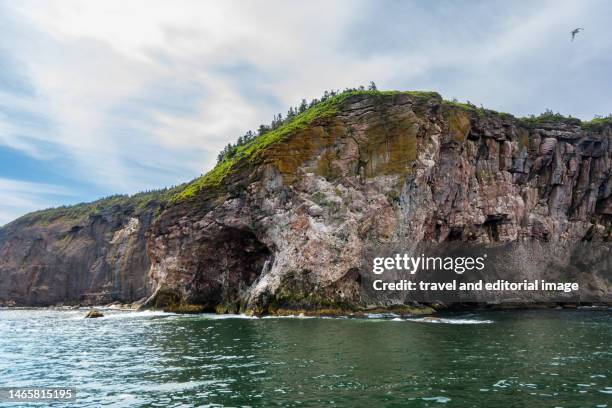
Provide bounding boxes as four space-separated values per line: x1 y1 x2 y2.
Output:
0 308 610 407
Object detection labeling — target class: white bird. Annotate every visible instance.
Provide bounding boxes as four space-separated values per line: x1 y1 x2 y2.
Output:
571 28 583 41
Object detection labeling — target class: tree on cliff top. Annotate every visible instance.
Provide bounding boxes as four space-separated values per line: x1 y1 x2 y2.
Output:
215 82 379 164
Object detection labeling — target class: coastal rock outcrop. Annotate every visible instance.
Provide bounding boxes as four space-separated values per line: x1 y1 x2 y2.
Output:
0 194 165 306
84 308 104 318
1 91 610 311
145 93 611 313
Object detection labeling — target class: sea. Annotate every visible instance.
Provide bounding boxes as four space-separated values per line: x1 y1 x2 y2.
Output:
0 308 610 407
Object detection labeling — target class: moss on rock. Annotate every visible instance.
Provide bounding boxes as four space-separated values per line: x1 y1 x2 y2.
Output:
446 108 471 142
172 90 440 202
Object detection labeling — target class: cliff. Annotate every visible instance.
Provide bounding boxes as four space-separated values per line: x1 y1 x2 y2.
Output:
1 91 610 311
0 193 169 306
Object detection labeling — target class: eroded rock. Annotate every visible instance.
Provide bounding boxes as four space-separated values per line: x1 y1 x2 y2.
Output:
84 309 104 318
144 94 612 313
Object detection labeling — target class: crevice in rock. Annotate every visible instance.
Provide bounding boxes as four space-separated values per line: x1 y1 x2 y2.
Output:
483 215 507 242
187 226 272 311
448 227 464 241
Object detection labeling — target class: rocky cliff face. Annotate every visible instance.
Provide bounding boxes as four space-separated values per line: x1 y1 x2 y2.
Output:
145 92 611 313
1 91 610 311
0 194 165 306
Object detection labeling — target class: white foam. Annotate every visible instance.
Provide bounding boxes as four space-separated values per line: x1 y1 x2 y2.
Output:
201 313 258 320
75 310 177 320
422 396 451 403
407 317 494 325
261 314 314 319
109 310 176 318
365 313 399 319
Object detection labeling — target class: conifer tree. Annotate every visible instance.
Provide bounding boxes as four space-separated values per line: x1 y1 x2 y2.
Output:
299 99 308 113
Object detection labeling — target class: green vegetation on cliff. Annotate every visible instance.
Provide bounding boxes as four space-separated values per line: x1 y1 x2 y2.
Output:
173 89 440 202
519 109 612 130
12 189 175 226
174 95 343 201
582 114 612 131
520 109 582 127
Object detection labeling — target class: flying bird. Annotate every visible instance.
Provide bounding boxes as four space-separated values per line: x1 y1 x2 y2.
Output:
571 28 583 41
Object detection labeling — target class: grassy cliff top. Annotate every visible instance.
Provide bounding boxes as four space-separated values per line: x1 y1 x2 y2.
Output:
6 189 174 227
173 90 440 202
444 101 612 129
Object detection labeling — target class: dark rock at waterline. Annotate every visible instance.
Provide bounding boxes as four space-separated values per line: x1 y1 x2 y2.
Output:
561 303 578 309
84 309 104 318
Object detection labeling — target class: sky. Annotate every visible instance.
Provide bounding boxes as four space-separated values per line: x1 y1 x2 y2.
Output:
1 0 611 225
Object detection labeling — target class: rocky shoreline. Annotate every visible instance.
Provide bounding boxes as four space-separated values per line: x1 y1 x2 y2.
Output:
2 301 610 319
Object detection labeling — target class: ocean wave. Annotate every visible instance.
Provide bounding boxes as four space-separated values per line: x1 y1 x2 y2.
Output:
407 317 494 325
262 315 313 319
72 310 177 320
366 313 399 319
69 310 496 324
104 310 177 319
422 396 451 403
200 313 259 320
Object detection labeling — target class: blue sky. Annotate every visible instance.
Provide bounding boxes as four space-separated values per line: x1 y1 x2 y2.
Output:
1 0 611 225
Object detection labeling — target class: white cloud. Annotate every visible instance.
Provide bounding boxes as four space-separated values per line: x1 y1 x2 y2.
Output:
1 0 367 193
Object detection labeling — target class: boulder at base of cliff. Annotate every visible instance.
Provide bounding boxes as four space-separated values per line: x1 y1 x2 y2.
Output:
84 309 104 318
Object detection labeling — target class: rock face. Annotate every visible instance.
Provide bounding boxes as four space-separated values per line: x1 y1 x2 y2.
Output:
0 195 164 306
1 92 610 311
84 308 104 318
146 93 611 313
